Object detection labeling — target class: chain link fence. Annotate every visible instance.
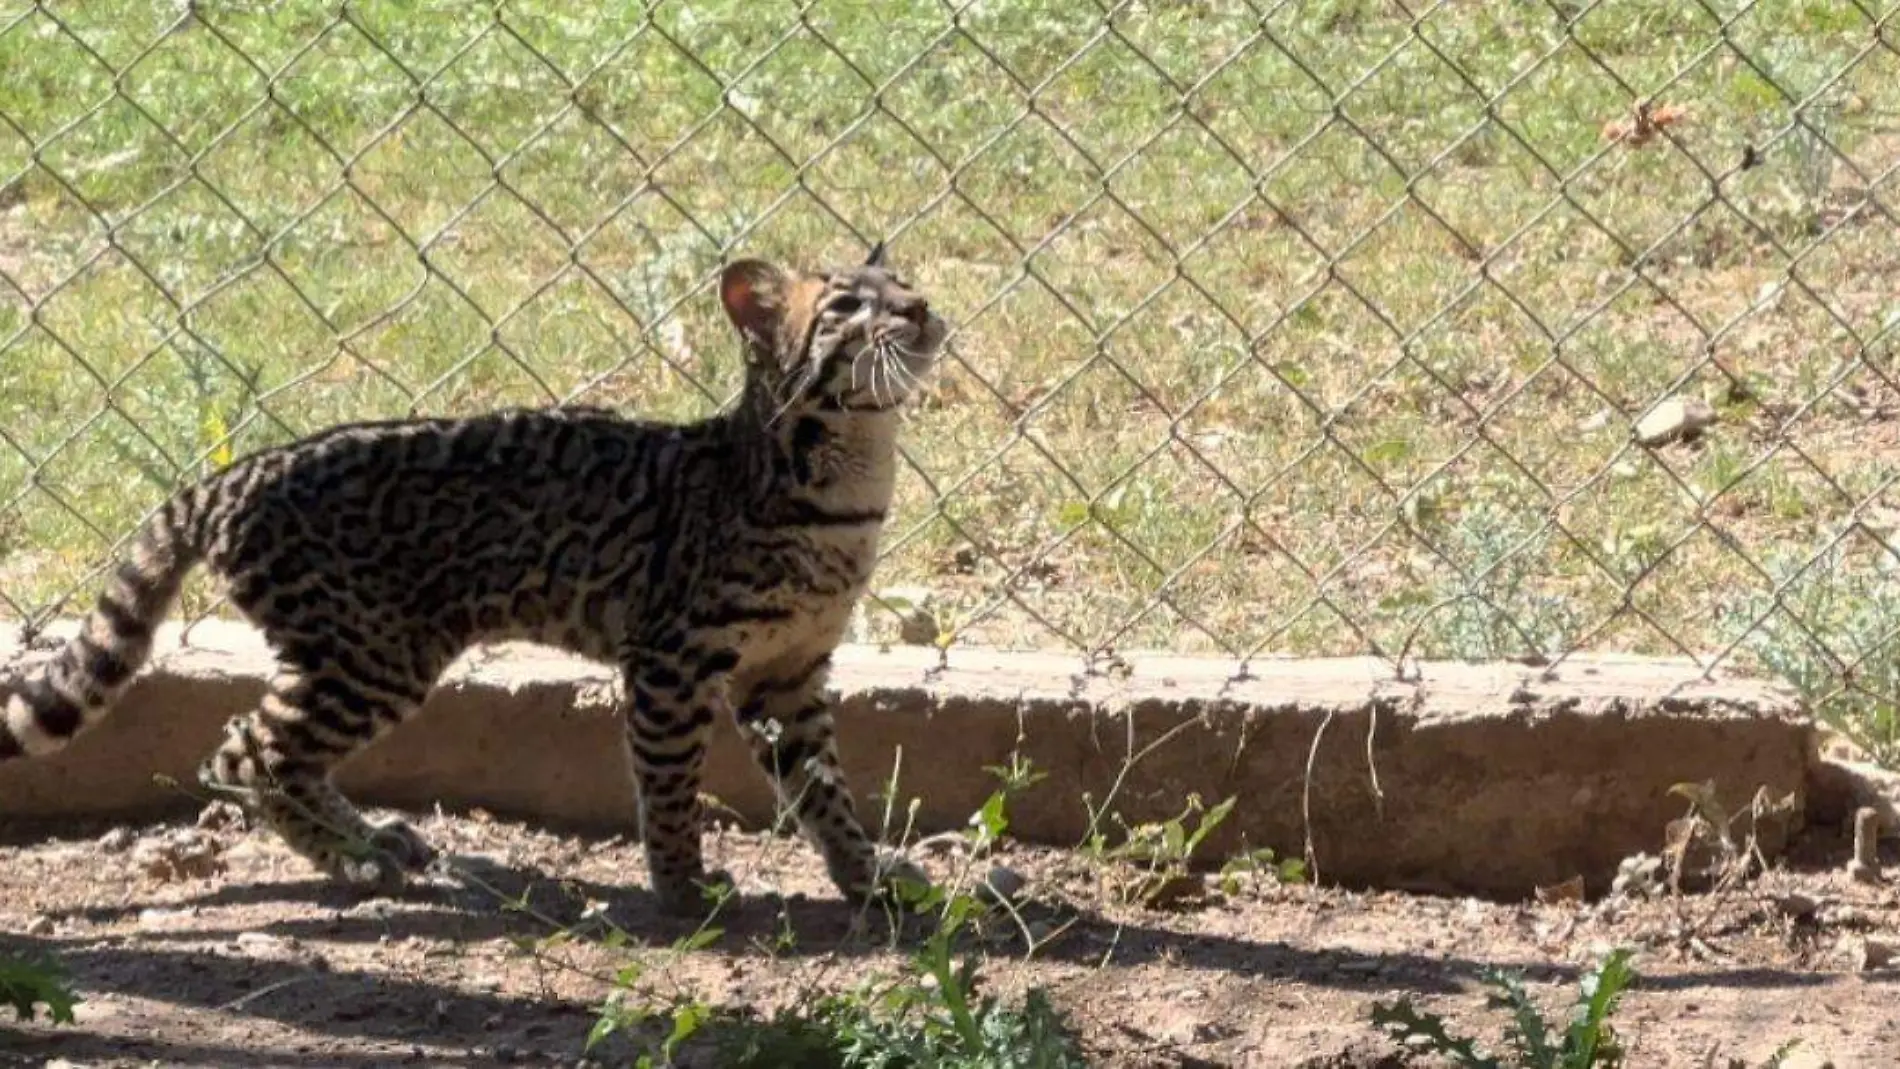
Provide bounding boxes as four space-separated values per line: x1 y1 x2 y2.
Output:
3 1 1899 755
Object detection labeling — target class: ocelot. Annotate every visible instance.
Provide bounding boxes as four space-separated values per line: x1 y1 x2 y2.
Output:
0 245 943 912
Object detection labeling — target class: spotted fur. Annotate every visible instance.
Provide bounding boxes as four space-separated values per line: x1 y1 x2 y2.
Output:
0 247 944 910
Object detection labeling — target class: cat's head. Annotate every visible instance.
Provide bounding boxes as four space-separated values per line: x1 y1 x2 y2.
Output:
718 244 946 415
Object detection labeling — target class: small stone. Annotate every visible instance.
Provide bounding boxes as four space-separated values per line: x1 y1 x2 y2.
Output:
97 826 135 853
1534 876 1584 905
1851 935 1899 971
136 907 195 930
1770 891 1826 920
24 915 54 935
1136 872 1203 910
133 828 226 882
1634 397 1717 447
1157 1010 1214 1045
978 865 1028 907
874 585 942 645
234 931 294 958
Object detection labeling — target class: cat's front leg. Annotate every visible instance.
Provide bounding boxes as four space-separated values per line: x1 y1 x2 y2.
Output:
621 654 732 915
733 654 928 905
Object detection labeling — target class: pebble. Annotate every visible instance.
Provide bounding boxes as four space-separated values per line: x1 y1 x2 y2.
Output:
97 827 135 853
978 864 1028 906
136 906 196 930
24 915 54 935
1634 397 1716 447
233 931 297 958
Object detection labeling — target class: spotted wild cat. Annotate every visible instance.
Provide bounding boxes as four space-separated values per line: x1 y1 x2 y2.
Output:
0 246 944 912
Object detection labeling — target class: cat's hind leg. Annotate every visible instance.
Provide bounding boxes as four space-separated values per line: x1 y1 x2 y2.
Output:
198 647 436 889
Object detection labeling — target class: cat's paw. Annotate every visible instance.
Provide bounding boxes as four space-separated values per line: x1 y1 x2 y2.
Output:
652 868 736 917
368 818 437 872
321 820 436 891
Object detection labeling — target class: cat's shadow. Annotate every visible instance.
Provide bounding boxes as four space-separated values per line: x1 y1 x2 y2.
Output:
43 851 935 956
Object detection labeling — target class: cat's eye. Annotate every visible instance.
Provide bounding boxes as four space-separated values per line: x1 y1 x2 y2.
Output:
830 295 864 316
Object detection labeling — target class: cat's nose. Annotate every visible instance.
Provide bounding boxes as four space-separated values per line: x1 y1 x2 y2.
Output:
893 296 929 325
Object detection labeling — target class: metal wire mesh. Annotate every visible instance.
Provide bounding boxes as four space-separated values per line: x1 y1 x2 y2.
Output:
3 1 1900 754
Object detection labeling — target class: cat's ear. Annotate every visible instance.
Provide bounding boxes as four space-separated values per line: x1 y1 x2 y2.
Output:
865 240 887 268
720 259 788 345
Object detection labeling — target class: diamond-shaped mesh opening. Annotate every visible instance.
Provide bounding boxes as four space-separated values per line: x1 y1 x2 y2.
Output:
499 108 644 239
500 6 654 81
880 33 1030 169
940 115 1103 248
193 105 347 238
491 272 651 402
344 2 493 77
1033 34 1179 168
309 274 481 420
116 17 265 156
420 25 570 161
576 190 722 326
1104 123 1256 252
112 178 265 301
0 12 118 142
346 106 494 243
1365 473 1593 663
269 18 423 159
416 187 572 322
801 111 945 235
269 187 423 333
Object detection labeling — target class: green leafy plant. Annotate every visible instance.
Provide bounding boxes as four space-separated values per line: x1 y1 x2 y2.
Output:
1217 846 1308 895
1084 793 1282 907
1391 498 1584 663
710 982 1087 1069
1718 541 1900 767
0 950 81 1026
589 769 1085 1067
1371 947 1635 1068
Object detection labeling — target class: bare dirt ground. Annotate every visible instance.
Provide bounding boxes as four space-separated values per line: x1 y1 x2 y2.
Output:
1 809 1897 1069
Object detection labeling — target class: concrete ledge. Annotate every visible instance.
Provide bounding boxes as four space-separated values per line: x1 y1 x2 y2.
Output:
0 621 1814 897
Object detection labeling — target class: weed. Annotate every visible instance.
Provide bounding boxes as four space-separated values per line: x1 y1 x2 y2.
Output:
1082 792 1301 907
571 761 1085 1067
1217 846 1308 896
1371 947 1637 1068
1717 540 1900 765
0 949 80 1026
708 983 1087 1069
1393 498 1586 662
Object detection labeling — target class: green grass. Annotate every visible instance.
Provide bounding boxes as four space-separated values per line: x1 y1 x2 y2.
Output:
3 1 1900 703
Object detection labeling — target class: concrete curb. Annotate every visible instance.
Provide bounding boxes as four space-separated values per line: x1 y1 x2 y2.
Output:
0 621 1815 897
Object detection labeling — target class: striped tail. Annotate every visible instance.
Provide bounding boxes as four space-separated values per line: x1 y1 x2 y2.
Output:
1 490 205 760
